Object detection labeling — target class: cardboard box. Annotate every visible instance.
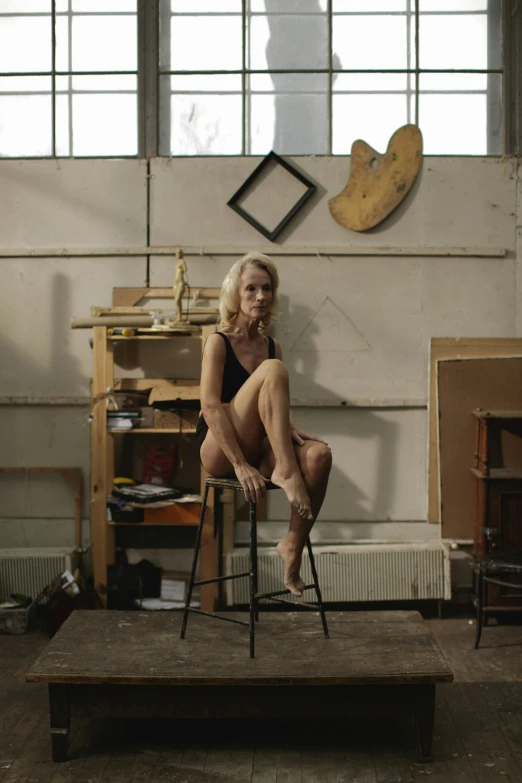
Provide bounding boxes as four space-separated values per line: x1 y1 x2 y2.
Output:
153 409 199 430
143 503 201 525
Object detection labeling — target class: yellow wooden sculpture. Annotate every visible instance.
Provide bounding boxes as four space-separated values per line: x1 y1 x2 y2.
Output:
329 124 423 232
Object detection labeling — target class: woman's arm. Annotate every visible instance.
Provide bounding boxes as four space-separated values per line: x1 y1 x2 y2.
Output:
200 333 249 469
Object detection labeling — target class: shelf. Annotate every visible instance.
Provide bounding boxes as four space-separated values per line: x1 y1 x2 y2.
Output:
471 467 522 480
108 521 199 527
473 410 522 420
107 428 196 434
110 333 202 340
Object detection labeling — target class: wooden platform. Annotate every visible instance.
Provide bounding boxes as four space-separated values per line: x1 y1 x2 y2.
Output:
26 610 453 764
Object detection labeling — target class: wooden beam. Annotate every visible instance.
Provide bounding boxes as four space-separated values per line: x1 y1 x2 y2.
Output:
91 327 109 606
0 246 508 258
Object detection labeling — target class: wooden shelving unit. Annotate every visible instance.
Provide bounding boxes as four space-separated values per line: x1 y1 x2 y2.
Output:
90 293 233 613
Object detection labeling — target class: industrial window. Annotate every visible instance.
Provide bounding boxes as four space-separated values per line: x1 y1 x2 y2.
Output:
0 1 505 158
0 0 138 157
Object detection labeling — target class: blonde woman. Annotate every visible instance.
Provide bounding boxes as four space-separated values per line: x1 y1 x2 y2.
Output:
196 252 332 596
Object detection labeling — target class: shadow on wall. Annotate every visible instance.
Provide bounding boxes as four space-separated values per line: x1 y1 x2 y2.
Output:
264 0 341 155
273 295 399 520
0 271 87 398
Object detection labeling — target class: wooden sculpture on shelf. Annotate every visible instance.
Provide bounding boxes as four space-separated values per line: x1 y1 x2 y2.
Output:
173 248 188 323
329 124 423 232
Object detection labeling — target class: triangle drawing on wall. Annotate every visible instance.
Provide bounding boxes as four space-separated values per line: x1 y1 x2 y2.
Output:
290 296 371 353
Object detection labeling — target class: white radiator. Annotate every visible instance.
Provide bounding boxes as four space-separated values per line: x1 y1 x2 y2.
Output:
0 548 80 599
225 543 451 605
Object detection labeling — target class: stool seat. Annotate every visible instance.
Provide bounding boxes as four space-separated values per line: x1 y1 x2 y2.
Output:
203 476 280 492
180 476 329 657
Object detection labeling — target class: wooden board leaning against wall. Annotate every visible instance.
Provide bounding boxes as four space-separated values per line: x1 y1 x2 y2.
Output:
436 356 522 541
428 338 522 527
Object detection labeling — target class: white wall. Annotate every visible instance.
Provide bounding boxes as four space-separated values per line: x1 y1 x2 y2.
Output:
0 156 519 582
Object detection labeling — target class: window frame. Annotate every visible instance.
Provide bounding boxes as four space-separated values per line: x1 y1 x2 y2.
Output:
0 0 519 159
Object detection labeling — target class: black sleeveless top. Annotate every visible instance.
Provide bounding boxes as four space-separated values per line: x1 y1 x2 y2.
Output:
218 331 275 402
196 331 275 448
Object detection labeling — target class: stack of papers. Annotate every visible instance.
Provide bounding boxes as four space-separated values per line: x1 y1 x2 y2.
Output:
133 598 200 610
112 483 181 503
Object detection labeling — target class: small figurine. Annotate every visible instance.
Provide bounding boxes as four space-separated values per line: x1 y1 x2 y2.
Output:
173 248 188 322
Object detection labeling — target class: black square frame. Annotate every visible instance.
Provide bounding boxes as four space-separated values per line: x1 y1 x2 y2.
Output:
227 150 317 242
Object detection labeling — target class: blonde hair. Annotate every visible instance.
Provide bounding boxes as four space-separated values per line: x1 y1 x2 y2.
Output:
218 252 279 332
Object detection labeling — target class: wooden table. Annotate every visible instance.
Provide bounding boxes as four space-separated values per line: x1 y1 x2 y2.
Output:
26 610 453 763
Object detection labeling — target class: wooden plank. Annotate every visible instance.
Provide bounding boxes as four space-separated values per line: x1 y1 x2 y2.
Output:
112 287 220 308
0 246 507 258
428 338 522 525
442 682 522 781
437 356 522 539
91 327 109 607
199 324 219 612
113 378 200 396
91 306 218 317
26 611 453 686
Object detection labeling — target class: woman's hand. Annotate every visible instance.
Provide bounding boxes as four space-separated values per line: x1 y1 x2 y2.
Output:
234 463 270 504
290 426 329 447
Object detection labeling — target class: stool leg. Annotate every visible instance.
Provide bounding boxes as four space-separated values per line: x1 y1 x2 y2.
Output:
181 483 209 639
306 537 329 639
249 500 257 658
474 569 484 649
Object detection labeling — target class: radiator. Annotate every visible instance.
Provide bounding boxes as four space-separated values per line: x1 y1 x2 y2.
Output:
225 543 450 605
0 548 80 600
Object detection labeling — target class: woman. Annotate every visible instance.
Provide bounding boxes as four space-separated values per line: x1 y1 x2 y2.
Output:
196 252 332 597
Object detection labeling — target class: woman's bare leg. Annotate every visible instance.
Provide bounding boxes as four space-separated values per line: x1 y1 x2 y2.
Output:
260 440 332 596
200 359 312 518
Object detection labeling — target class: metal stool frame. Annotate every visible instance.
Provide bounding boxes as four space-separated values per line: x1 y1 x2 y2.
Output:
472 550 522 649
181 477 329 657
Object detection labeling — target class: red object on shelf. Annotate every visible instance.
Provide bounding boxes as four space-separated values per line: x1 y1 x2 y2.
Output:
142 444 177 486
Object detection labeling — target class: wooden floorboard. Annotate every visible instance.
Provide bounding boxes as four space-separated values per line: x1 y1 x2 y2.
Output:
2 617 522 781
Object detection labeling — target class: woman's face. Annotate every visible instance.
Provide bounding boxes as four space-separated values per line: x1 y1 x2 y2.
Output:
238 265 273 321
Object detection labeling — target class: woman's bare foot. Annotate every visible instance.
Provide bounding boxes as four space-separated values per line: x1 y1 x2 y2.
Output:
277 540 305 597
271 469 313 520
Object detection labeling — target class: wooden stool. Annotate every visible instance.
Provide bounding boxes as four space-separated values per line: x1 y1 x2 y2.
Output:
181 477 329 657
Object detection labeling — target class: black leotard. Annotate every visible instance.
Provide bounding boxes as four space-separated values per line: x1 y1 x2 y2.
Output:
196 332 275 453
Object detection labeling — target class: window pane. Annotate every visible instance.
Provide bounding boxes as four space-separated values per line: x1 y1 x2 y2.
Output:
334 72 408 91
250 14 329 70
333 15 411 69
0 76 52 156
252 0 327 11
249 73 328 155
419 13 495 70
69 74 136 91
333 93 408 155
159 74 242 155
165 15 242 71
171 0 241 10
0 1 50 11
63 83 137 156
418 74 501 154
0 15 52 72
56 14 137 72
334 1 406 10
70 1 136 10
421 72 488 90
420 1 486 10
57 73 138 153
